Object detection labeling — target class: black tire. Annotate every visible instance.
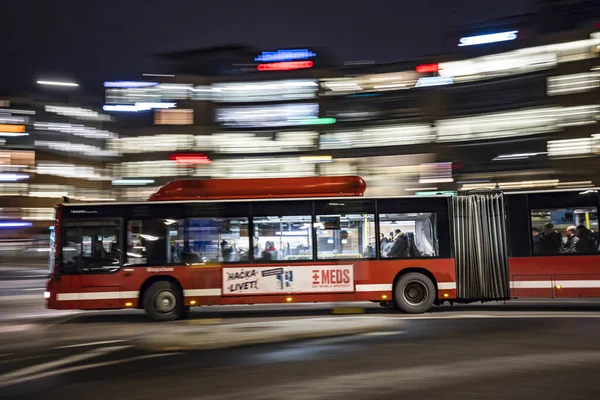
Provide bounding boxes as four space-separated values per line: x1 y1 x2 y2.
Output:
393 272 436 314
143 281 184 322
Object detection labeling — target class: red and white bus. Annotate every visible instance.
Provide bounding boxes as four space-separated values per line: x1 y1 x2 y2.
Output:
45 176 600 321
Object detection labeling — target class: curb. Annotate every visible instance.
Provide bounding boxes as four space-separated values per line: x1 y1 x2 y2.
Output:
136 317 400 351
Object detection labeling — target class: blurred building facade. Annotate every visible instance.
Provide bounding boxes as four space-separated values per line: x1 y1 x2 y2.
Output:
104 16 600 200
0 93 119 259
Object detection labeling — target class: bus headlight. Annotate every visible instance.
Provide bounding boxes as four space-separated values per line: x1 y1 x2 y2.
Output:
44 291 51 299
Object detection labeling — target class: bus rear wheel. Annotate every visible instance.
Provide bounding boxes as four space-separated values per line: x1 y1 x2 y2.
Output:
143 281 184 322
393 273 435 314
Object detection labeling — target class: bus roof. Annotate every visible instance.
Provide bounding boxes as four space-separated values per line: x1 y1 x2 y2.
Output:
147 176 367 201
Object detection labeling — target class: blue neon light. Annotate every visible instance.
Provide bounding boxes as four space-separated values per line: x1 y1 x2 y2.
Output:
458 31 518 47
255 49 316 62
103 81 159 88
0 221 33 229
415 76 454 87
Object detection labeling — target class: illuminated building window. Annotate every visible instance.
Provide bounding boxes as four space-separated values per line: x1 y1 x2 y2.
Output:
154 109 194 125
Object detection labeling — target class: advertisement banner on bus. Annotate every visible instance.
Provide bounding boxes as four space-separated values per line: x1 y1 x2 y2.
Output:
222 265 355 295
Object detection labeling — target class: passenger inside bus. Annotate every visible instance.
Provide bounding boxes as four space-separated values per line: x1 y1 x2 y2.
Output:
379 213 438 258
531 207 599 255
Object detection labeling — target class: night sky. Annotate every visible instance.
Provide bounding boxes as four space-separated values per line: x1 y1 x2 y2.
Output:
1 0 532 96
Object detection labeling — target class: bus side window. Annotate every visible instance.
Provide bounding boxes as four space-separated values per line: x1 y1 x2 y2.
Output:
252 215 313 262
185 217 249 263
315 213 375 260
378 213 439 259
127 219 185 266
530 207 599 255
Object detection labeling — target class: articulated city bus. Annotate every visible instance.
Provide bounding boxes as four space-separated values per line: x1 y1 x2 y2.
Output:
45 176 600 321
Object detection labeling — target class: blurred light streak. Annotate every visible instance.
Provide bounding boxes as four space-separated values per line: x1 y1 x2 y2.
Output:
323 81 363 92
0 116 28 124
34 122 118 139
437 105 599 142
547 138 594 157
320 124 434 149
104 81 158 88
216 103 318 128
103 102 176 112
207 131 318 154
0 173 28 182
34 140 120 157
257 61 314 71
111 134 194 153
142 73 175 77
405 187 438 191
458 31 518 47
112 179 155 186
45 106 111 122
0 222 33 228
547 72 600 95
493 152 546 161
419 162 453 184
212 80 318 103
298 155 333 163
415 64 440 73
35 162 111 181
0 108 35 115
154 109 194 125
0 132 28 137
415 76 454 87
36 80 79 87
557 181 593 187
461 179 561 191
113 161 186 178
255 49 316 62
168 154 211 164
208 157 317 179
0 124 25 133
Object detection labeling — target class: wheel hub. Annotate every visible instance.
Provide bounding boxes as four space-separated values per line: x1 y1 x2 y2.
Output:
155 290 176 313
402 281 428 306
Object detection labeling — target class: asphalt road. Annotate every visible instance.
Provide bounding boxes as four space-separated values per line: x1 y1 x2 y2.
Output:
0 267 47 297
2 313 600 399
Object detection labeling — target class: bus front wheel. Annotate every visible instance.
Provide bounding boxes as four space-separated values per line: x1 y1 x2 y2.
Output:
143 281 184 322
393 273 435 314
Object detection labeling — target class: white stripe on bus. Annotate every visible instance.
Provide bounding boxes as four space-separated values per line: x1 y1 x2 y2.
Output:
53 280 600 301
355 284 392 292
56 291 139 301
184 289 222 297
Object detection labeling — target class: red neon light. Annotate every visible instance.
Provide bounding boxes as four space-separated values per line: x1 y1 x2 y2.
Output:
416 63 439 73
257 61 314 71
168 153 212 165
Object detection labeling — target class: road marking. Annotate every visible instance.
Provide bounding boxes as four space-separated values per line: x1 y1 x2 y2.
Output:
53 339 130 349
0 354 13 358
0 352 180 388
0 345 131 385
